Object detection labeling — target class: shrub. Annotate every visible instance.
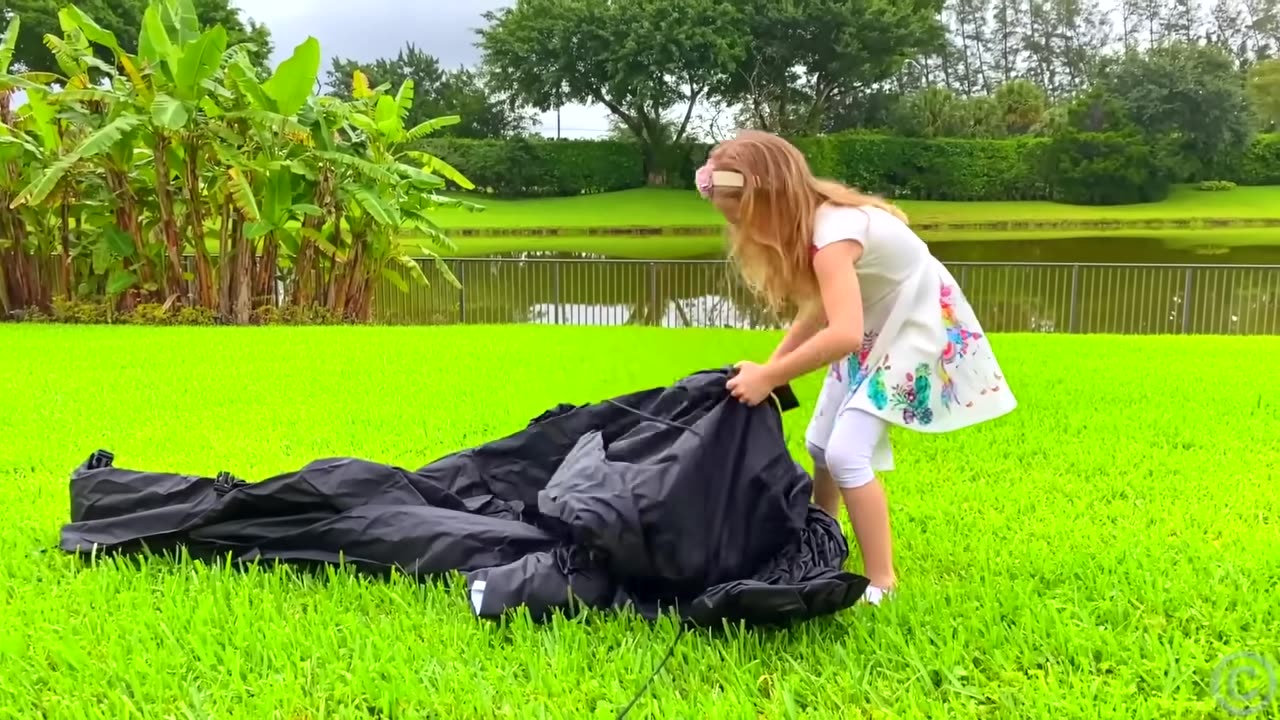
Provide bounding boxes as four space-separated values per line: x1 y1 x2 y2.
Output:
1040 130 1175 205
49 298 111 324
252 304 344 326
1238 134 1280 185
16 301 333 326
1197 179 1238 191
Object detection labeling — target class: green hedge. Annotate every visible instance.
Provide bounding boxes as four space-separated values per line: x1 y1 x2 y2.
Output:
421 137 645 197
421 132 1277 202
792 133 1050 201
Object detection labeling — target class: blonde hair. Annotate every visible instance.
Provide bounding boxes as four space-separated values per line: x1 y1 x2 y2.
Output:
707 130 908 314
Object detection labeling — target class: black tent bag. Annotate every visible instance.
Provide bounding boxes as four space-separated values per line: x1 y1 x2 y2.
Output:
58 368 868 627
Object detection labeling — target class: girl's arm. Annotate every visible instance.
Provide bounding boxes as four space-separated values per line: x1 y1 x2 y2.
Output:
768 301 826 364
762 240 865 385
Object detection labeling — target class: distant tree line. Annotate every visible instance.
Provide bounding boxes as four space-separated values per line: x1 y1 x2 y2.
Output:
319 0 1280 203
4 0 1278 204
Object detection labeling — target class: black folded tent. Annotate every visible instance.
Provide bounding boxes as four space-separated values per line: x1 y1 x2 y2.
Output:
58 368 869 627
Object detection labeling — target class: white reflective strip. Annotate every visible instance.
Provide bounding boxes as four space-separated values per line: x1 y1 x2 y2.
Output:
469 579 487 614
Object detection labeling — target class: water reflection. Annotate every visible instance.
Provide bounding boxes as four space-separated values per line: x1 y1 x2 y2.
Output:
377 233 1280 335
528 294 757 328
922 233 1280 265
376 259 1280 335
448 230 1280 265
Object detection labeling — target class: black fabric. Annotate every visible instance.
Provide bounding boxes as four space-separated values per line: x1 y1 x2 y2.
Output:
58 368 868 627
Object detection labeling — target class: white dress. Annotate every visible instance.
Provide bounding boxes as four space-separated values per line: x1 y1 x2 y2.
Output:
804 203 1017 471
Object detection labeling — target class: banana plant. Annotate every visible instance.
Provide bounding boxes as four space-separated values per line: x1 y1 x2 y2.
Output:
308 70 479 320
1 0 473 324
212 37 321 322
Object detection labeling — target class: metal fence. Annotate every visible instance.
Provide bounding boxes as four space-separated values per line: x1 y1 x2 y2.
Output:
371 258 1280 335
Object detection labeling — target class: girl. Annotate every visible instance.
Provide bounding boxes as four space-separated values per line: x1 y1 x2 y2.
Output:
701 130 1017 606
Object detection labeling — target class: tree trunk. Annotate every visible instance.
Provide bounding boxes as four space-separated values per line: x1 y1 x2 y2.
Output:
292 229 316 307
184 142 214 309
0 212 30 312
232 218 253 324
107 170 158 303
218 201 234 321
152 136 187 304
255 231 278 306
59 198 73 301
643 140 668 186
330 232 361 318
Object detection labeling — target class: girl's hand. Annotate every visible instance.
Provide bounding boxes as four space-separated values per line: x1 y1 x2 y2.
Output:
728 361 780 407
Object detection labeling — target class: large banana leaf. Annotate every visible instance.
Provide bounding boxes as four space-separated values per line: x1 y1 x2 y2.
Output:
262 37 321 117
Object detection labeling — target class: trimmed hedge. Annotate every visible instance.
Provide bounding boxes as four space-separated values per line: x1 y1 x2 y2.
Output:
792 133 1050 201
422 137 644 197
421 132 1278 202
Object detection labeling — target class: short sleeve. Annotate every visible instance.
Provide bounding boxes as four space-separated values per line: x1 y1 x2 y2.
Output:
812 205 870 253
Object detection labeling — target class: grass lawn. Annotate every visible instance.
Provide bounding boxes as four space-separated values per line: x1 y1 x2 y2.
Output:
3 325 1279 718
425 227 1280 260
428 185 1280 233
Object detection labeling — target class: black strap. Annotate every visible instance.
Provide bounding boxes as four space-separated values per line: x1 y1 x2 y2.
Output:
726 366 801 412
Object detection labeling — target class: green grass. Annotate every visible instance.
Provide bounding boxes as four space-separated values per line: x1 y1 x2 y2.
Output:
2 325 1279 718
429 185 1280 233
426 226 1280 260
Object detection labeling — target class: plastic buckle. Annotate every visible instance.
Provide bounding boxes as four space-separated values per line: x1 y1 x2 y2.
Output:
86 450 115 471
212 471 243 495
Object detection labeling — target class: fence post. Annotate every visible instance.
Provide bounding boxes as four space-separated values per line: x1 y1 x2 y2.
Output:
1181 267 1195 334
457 261 467 324
553 261 562 325
648 262 658 326
1068 264 1081 334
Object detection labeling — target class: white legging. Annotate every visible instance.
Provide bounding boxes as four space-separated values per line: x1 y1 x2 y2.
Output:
806 408 894 489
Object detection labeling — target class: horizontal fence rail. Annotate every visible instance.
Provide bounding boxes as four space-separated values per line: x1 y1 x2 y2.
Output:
372 258 1280 336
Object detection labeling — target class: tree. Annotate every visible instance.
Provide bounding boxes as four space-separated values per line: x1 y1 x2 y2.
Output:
993 78 1048 134
477 0 748 185
325 43 532 140
718 0 946 135
1094 41 1256 179
326 42 443 110
0 0 273 75
1247 57 1280 130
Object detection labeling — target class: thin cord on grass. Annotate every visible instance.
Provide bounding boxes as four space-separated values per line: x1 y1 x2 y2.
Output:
605 400 703 437
616 624 687 720
606 387 790 717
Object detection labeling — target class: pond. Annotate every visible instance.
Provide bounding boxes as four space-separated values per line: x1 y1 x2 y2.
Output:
378 231 1280 335
440 228 1280 265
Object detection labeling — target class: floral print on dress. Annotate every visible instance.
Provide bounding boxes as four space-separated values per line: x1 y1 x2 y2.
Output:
867 363 890 412
837 280 1007 428
934 283 988 412
831 330 878 389
940 284 983 364
860 283 997 425
893 363 935 425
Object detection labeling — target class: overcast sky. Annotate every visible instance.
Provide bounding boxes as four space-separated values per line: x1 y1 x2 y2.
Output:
229 0 614 138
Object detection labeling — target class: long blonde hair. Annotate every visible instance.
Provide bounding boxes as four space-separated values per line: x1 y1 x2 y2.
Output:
707 130 908 314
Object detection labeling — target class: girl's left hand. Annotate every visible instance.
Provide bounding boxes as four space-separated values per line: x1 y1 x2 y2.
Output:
728 361 779 407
